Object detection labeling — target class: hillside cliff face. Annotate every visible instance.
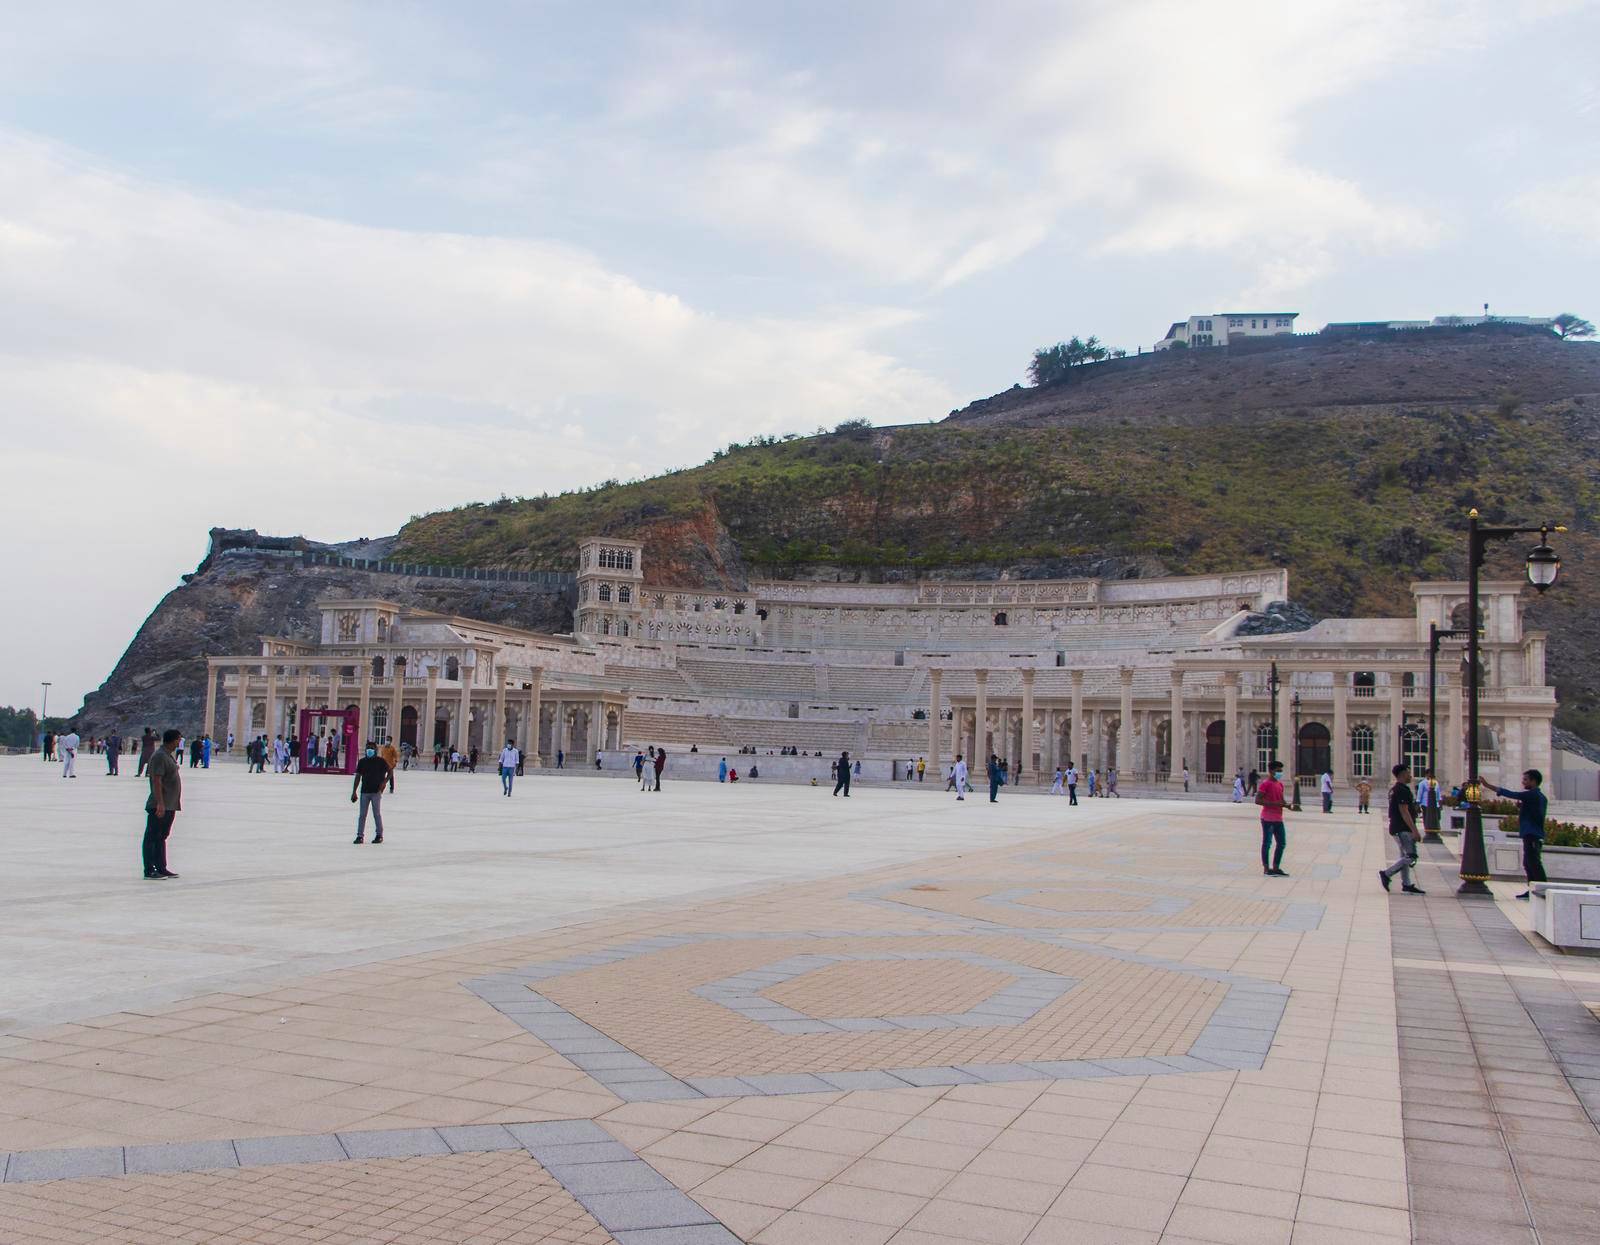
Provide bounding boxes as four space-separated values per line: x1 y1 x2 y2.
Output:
75 544 573 738
80 331 1600 740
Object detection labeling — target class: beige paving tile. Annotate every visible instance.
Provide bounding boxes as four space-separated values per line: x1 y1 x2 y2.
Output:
798 1181 927 1227
1163 1204 1294 1245
695 1166 825 1209
938 1170 1062 1214
903 1197 1040 1244
754 1208 899 1244
835 1157 957 1198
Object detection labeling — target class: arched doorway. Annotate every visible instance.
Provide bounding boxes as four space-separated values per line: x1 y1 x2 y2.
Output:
606 710 620 751
1297 722 1331 777
433 705 450 750
400 705 419 749
1205 720 1226 774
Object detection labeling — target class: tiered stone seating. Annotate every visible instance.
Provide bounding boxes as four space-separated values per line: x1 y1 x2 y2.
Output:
720 718 865 754
620 711 734 750
677 659 818 699
606 665 692 696
824 667 919 702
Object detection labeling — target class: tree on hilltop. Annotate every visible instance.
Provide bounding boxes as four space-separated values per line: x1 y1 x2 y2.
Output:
1029 336 1111 386
1554 313 1596 340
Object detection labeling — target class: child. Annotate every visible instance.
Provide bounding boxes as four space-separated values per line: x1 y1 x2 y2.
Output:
1357 777 1372 814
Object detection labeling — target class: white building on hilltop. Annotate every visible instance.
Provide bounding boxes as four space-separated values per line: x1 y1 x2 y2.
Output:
1154 312 1298 351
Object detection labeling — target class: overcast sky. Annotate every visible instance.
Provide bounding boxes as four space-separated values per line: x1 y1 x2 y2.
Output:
3 0 1597 716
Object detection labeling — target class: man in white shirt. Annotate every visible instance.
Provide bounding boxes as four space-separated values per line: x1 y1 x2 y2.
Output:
498 739 520 796
1065 765 1079 805
59 730 80 778
1050 766 1064 795
953 754 969 801
1320 769 1335 813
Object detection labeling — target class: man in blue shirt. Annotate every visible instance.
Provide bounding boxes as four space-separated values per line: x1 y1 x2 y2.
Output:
1489 769 1548 899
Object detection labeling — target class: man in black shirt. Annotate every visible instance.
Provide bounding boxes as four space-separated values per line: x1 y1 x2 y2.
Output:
143 728 183 879
833 750 851 797
1379 763 1426 894
351 740 394 844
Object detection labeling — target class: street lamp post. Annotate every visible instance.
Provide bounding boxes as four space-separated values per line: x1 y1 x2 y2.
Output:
39 681 51 758
1290 691 1303 811
1425 623 1466 844
1267 661 1280 775
1458 510 1564 898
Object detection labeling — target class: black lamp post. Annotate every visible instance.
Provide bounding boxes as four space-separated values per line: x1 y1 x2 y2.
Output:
1425 623 1466 844
1290 691 1303 811
1458 511 1564 897
1267 660 1280 775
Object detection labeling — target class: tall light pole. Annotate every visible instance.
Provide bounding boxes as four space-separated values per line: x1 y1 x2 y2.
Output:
1425 624 1466 843
1458 511 1564 897
39 681 50 756
1267 660 1280 775
1290 691 1303 811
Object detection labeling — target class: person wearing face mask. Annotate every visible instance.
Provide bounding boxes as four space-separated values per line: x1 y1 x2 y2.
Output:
351 740 395 844
498 738 520 796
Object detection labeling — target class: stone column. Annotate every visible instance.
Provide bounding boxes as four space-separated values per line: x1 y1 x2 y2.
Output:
528 670 543 765
423 668 439 754
1020 670 1035 783
1044 708 1056 773
458 665 472 753
1277 678 1295 774
1169 671 1185 781
1117 667 1134 774
328 664 340 717
1448 684 1465 787
233 666 250 749
1332 674 1348 785
1389 679 1406 775
265 663 279 741
1223 672 1239 776
1070 670 1084 769
203 659 219 736
928 668 943 774
357 668 372 743
555 700 567 760
973 670 989 763
295 670 309 741
493 668 508 750
388 665 403 749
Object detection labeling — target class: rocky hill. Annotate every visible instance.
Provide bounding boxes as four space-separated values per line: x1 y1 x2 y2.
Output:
78 328 1600 741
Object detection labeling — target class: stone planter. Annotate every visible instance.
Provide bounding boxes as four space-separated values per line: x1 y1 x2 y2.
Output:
1486 831 1600 883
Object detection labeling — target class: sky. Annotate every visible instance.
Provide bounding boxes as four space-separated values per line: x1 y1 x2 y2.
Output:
2 0 1598 717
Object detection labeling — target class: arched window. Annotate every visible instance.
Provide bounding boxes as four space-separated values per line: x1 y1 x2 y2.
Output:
599 583 612 602
371 655 385 678
394 655 407 677
1205 720 1226 774
601 616 611 635
618 586 631 604
1297 723 1331 777
1353 672 1376 698
445 655 460 681
376 616 388 641
1255 723 1278 773
372 704 389 744
1450 601 1483 632
1401 722 1429 773
620 620 630 637
1401 671 1417 692
1351 725 1375 778
994 611 1009 627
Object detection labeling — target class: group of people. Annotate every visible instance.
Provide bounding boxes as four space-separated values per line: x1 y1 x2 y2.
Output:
714 756 756 783
632 746 668 789
235 730 350 774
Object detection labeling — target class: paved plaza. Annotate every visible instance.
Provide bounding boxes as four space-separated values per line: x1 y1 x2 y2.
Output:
4 759 1600 1242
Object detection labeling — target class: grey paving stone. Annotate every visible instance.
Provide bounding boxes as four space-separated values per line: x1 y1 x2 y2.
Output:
955 1063 1051 1082
124 1139 239 1174
1091 1057 1188 1076
597 1067 694 1086
508 1120 613 1148
816 1070 914 1091
765 1019 841 1035
613 1227 743 1245
610 1080 706 1101
582 1189 718 1232
6 1146 125 1182
336 1128 449 1159
685 1077 759 1097
437 1124 521 1153
529 1140 638 1166
883 1066 978 1086
738 1073 838 1095
546 1036 631 1055
546 1160 672 1194
234 1133 347 1166
567 1051 659 1072
1025 1060 1116 1079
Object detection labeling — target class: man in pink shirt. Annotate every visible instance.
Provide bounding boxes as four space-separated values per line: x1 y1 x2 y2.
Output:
1256 760 1289 877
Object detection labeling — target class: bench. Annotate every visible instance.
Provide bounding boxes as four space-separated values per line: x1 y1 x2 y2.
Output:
1529 883 1600 951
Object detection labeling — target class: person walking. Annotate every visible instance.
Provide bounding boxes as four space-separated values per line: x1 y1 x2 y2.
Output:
1050 766 1064 795
136 727 156 778
226 729 234 754
1232 771 1245 802
653 746 666 790
987 753 1002 803
634 748 647 789
833 750 851 797
189 732 203 768
201 734 212 768
351 741 394 844
1489 769 1548 900
142 728 183 879
1256 760 1289 877
718 757 728 783
1065 763 1079 805
1420 771 1441 831
1106 766 1120 798
556 747 564 769
106 730 121 776
59 729 80 779
1087 769 1097 798
1320 768 1334 814
1378 762 1427 894
1182 766 1191 793
953 753 969 801
917 757 925 782
498 739 520 796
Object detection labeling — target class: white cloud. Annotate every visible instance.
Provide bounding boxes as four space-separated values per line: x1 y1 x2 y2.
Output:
1509 173 1600 249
